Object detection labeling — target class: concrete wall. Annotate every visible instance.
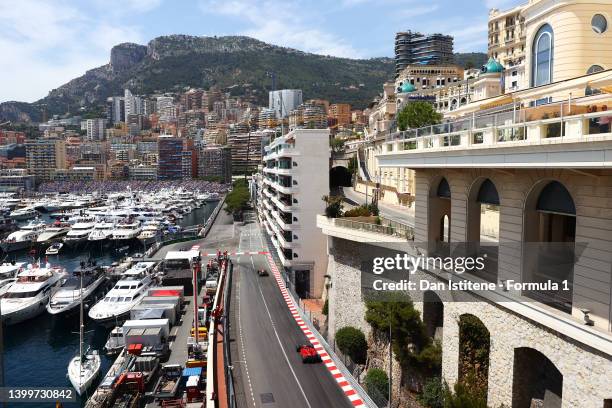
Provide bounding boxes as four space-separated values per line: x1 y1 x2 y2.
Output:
325 236 612 408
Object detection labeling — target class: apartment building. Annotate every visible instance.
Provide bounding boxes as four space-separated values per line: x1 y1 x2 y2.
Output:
325 1 612 406
255 128 330 298
198 145 232 183
329 103 352 127
25 138 66 181
157 135 183 180
85 118 107 141
227 130 271 175
394 30 454 77
269 89 303 118
488 4 527 91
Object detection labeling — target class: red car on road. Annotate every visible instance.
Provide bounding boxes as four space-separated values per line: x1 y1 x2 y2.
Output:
296 344 322 363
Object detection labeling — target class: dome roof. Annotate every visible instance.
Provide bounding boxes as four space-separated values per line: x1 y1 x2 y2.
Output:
484 57 504 73
399 82 416 93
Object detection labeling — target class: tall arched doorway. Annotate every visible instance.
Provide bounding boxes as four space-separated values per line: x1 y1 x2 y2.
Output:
523 181 576 313
429 177 451 256
467 178 500 282
512 347 562 408
458 314 490 404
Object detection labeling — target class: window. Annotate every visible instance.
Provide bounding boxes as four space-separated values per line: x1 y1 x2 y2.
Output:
587 64 604 74
532 24 553 86
592 14 607 34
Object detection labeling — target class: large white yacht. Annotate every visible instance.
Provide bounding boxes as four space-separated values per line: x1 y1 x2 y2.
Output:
47 262 107 315
137 220 162 245
0 262 25 298
64 221 96 247
88 261 157 325
111 220 142 241
1 220 46 252
9 206 37 221
88 221 115 242
36 224 70 244
0 263 66 325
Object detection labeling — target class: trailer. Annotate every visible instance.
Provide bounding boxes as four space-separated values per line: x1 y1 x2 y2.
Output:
140 295 181 319
130 304 177 326
122 318 170 339
125 327 164 348
148 364 183 400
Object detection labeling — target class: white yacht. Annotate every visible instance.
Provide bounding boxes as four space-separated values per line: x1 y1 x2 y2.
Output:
0 264 66 325
88 262 157 325
88 221 115 242
45 242 63 256
47 264 107 315
112 220 142 241
36 224 70 244
1 220 46 252
0 262 25 279
137 220 162 245
64 221 95 247
9 207 37 221
0 277 16 297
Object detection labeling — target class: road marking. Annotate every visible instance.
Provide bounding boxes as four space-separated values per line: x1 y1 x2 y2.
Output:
237 266 257 408
262 253 366 407
251 257 314 408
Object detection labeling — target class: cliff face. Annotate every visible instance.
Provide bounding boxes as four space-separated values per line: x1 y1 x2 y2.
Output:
111 43 148 73
0 35 395 123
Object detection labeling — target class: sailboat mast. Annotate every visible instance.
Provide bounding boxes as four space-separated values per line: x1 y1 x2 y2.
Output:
79 270 83 361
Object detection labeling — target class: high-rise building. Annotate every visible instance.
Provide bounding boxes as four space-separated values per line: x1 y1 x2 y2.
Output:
394 30 454 77
254 128 330 298
269 90 303 118
85 118 107 141
227 130 269 175
488 5 527 91
124 89 143 118
25 139 67 181
106 96 125 124
157 135 183 180
198 145 232 183
157 96 176 122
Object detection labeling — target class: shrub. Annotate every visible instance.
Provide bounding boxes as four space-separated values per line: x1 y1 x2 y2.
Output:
444 381 488 408
335 326 367 364
322 298 328 316
364 368 389 401
343 206 371 217
418 377 444 408
322 195 343 218
224 179 250 220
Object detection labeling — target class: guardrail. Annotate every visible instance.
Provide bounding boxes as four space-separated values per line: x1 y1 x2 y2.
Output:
223 261 237 407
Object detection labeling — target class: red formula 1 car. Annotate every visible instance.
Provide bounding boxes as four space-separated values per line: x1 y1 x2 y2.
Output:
296 343 322 363
257 269 269 277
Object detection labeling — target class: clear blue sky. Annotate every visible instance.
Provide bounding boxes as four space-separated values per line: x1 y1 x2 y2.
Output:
0 0 522 103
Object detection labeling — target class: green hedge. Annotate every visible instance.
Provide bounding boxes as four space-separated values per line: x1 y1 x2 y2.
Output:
335 326 367 364
364 368 389 401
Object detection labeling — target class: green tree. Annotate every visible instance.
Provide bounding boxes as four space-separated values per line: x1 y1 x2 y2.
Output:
364 368 389 401
365 293 440 374
397 101 443 131
330 137 345 153
224 179 250 220
335 326 367 364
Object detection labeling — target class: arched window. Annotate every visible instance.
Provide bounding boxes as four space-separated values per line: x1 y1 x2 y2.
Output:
437 178 451 199
587 64 604 75
532 24 554 86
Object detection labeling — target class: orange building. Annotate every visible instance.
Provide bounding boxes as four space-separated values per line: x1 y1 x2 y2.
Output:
329 104 351 127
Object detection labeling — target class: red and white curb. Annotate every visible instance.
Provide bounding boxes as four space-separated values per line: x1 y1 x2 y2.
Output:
264 253 366 407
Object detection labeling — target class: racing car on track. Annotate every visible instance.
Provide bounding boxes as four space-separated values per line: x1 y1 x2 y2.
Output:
296 343 322 363
257 269 269 277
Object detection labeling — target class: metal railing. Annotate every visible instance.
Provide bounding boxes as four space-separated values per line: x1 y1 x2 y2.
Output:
224 261 237 408
334 217 414 240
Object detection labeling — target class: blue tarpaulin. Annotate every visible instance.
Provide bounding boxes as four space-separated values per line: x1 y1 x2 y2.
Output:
182 367 202 377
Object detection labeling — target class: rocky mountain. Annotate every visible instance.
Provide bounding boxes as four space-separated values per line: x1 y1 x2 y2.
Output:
1 35 395 123
0 35 488 124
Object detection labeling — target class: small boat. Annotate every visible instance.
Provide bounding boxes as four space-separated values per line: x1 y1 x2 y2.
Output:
103 326 124 355
67 270 101 395
116 245 130 254
45 242 63 256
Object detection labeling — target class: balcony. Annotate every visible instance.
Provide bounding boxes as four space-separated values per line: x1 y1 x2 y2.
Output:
378 100 612 169
317 215 413 243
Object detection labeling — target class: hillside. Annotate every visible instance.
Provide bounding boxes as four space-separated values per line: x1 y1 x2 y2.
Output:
0 35 395 123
